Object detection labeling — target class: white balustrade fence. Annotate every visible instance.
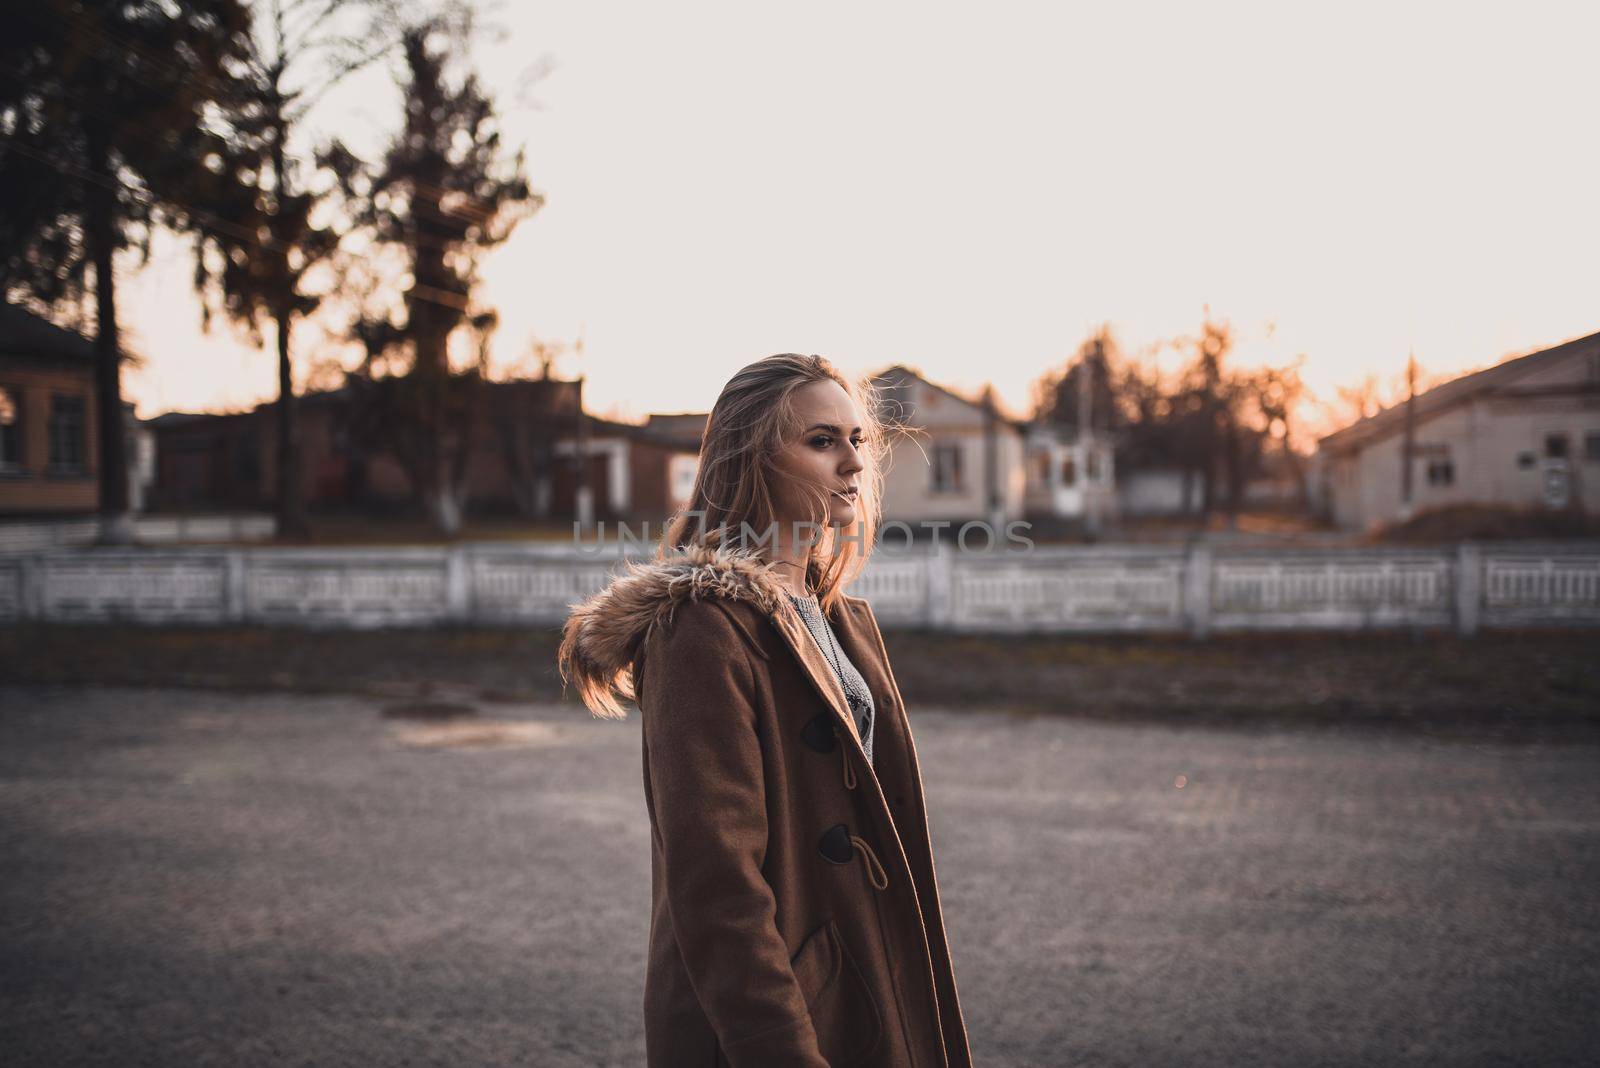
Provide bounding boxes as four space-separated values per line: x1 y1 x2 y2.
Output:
0 540 1596 634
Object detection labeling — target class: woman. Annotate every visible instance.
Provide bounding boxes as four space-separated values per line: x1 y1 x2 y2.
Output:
559 354 972 1067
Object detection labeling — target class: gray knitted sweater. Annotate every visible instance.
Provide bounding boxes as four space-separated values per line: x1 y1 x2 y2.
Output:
786 592 875 765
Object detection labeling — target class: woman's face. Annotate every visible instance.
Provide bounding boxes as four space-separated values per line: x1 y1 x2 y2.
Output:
770 379 866 533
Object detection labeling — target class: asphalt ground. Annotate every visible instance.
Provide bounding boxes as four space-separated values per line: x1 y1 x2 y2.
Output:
1 685 1597 1066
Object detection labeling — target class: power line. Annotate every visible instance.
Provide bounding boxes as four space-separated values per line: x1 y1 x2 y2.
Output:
3 139 479 316
13 3 242 108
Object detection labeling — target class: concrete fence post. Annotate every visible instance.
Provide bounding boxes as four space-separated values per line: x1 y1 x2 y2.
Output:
926 545 953 629
446 546 470 623
1186 540 1213 639
224 550 248 623
1456 542 1482 636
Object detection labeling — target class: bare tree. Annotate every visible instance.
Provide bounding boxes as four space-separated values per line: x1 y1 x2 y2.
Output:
1038 315 1306 522
1033 325 1124 433
1249 356 1310 509
190 0 400 537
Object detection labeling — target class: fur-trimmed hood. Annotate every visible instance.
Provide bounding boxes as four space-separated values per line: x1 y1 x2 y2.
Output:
558 544 794 720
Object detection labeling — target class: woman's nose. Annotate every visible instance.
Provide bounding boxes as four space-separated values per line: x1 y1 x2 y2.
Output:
840 444 864 475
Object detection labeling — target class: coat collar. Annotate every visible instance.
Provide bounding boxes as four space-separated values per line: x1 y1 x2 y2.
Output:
561 543 868 743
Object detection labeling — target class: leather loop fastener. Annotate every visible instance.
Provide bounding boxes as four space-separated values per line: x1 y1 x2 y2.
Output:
817 823 889 891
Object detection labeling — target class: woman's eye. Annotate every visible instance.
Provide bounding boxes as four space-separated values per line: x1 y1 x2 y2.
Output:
811 436 833 448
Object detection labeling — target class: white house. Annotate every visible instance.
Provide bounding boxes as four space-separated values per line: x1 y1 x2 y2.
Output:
1315 329 1600 530
871 366 1023 532
1020 421 1118 532
871 365 1114 537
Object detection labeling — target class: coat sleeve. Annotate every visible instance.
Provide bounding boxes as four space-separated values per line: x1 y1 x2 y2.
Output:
638 600 829 1068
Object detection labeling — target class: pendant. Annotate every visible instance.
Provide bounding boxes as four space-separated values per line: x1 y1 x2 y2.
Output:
845 692 869 735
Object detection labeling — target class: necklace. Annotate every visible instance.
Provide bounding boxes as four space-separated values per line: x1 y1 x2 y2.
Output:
797 594 845 676
789 593 868 726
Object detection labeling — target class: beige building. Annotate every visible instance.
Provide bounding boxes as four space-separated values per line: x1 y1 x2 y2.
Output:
0 304 100 515
1316 329 1600 530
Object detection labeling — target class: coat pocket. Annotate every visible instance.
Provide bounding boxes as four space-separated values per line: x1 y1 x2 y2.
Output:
789 918 883 1066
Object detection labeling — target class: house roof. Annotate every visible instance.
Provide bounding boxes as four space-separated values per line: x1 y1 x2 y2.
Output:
0 302 97 362
871 364 1030 431
643 412 708 443
582 414 703 450
144 377 585 427
146 409 258 430
1317 328 1600 454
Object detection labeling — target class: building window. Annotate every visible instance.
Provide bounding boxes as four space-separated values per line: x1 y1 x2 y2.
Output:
1585 432 1600 462
1426 459 1455 487
1086 449 1102 484
0 387 20 471
1517 451 1536 469
49 394 86 471
1031 451 1050 485
931 441 964 493
1544 433 1569 459
1060 456 1077 488
668 453 698 506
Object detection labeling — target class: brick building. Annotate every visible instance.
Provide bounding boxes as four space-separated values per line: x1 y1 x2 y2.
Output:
148 375 703 520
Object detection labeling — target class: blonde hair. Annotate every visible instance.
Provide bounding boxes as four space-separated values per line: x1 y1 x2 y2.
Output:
556 355 892 718
662 353 886 612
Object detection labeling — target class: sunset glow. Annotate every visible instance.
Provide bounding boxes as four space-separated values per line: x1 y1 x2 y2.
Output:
118 0 1600 438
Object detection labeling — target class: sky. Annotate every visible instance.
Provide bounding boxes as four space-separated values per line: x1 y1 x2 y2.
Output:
119 0 1600 439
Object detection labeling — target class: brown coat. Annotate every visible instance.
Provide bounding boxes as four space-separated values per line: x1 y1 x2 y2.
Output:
563 545 972 1067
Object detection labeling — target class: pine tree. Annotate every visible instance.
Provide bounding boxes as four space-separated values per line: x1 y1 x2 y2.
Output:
1 0 253 542
344 20 540 535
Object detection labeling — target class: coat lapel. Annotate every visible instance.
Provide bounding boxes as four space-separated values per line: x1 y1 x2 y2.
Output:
768 601 863 748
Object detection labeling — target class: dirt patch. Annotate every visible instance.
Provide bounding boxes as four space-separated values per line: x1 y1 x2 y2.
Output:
381 701 479 721
1372 503 1600 543
390 720 561 750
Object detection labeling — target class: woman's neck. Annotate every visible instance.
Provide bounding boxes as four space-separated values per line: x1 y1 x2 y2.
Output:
768 555 811 598
765 525 813 597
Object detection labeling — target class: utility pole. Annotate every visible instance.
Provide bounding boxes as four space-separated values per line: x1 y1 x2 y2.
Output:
982 385 1003 534
575 373 594 532
1078 348 1100 535
1400 350 1417 522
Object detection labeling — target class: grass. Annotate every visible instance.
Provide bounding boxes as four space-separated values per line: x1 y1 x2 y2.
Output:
1372 504 1600 544
2 623 1597 734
